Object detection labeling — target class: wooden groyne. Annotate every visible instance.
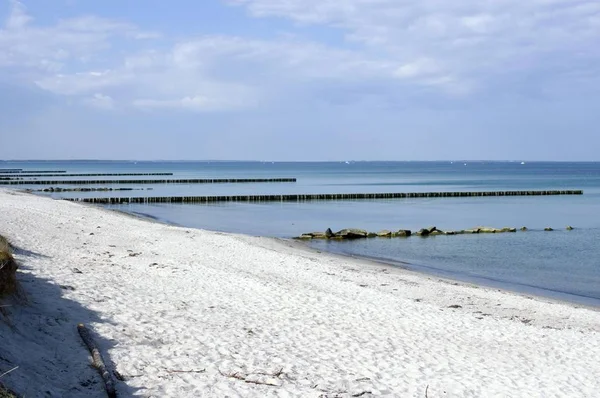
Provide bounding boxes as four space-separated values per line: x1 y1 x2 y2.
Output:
0 170 67 174
66 190 583 204
3 173 174 178
1 178 297 186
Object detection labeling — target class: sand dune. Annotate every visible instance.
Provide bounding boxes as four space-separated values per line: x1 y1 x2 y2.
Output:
0 189 598 397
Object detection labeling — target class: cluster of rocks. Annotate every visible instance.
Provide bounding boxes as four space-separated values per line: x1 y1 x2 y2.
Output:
297 225 575 240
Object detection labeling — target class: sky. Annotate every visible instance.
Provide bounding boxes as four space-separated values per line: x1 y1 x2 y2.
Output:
0 0 599 161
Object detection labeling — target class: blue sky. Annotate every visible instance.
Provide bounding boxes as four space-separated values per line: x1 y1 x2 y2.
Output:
1 0 599 160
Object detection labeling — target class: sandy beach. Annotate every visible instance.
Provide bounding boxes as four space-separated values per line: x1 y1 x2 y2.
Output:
1 188 599 397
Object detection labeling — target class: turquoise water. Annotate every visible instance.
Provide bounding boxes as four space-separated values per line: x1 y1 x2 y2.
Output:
2 160 599 306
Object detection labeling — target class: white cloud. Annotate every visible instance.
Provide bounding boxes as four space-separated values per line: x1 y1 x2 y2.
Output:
5 0 31 29
82 93 115 110
230 0 600 93
133 96 216 111
2 0 599 117
35 70 129 96
131 80 259 112
394 58 441 79
0 1 158 73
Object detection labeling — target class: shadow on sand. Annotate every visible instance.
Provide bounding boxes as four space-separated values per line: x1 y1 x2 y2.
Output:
0 245 140 397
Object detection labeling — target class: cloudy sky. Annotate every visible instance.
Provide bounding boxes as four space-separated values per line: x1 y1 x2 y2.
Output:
1 0 599 160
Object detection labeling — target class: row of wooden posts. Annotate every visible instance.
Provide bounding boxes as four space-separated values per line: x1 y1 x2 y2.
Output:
66 190 583 204
0 173 174 178
0 170 66 174
0 178 297 185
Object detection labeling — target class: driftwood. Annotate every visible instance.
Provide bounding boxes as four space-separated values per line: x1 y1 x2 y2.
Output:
218 368 284 386
165 369 206 374
0 366 18 379
77 323 117 398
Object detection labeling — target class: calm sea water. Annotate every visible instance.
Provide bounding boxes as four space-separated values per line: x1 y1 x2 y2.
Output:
2 160 599 306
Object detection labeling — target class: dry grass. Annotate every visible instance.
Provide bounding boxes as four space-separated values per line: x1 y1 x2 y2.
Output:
0 234 19 301
0 235 9 254
0 236 20 398
0 384 17 398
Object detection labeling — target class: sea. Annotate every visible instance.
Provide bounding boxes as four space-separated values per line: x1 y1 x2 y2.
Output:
2 160 599 307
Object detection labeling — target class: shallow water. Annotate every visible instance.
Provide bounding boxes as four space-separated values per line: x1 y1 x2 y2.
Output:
2 160 599 305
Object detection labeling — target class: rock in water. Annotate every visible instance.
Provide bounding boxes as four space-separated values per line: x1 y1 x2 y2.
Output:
566 226 574 231
325 228 335 238
417 228 430 237
377 230 392 237
417 227 438 236
396 230 412 237
335 228 368 239
544 227 554 231
520 227 528 231
296 232 329 239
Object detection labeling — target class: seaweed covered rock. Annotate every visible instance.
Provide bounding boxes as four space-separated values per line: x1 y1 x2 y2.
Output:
475 227 498 233
417 226 438 236
296 231 329 239
335 229 368 239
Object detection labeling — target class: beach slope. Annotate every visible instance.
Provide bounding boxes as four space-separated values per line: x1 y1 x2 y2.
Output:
0 189 598 397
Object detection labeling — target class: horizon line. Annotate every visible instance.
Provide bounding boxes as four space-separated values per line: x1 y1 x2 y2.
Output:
1 159 599 163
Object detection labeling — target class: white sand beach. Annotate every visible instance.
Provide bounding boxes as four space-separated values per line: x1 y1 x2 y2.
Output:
1 188 599 397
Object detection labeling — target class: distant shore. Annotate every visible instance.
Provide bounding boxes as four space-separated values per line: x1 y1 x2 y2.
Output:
1 188 599 397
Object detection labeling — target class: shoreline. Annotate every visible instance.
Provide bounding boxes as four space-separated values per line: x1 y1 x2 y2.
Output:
1 188 600 397
262 235 600 312
93 197 600 310
295 240 600 310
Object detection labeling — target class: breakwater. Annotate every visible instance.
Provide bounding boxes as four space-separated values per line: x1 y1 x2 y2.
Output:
0 170 67 174
296 225 574 240
0 178 297 186
3 173 174 178
35 187 149 193
66 190 583 204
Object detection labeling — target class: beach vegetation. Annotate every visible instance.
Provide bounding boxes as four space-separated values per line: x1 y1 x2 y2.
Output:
0 383 17 398
0 234 19 302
